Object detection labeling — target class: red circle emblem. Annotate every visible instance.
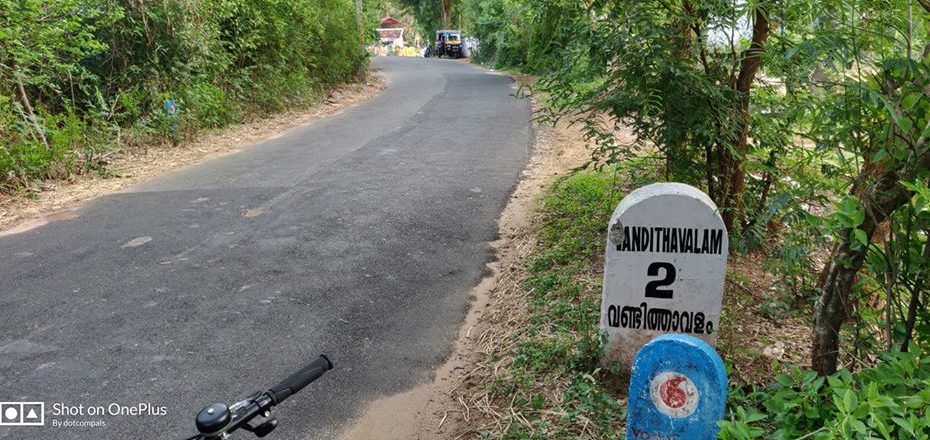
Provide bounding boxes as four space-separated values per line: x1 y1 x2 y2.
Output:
658 376 688 408
649 371 699 418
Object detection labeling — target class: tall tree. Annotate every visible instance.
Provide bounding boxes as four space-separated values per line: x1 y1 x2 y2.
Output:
394 0 461 36
718 0 773 231
812 9 930 373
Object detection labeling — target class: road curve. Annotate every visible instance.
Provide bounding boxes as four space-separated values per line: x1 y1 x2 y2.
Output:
0 57 531 439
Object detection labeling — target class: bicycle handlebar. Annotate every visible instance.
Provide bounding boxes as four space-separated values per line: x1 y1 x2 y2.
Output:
188 354 332 439
267 355 332 404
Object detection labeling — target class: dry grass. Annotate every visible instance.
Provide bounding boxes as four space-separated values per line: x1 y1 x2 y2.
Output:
450 225 539 436
718 253 812 385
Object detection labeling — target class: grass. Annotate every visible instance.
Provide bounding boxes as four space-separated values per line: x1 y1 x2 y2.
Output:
475 169 629 439
468 163 812 438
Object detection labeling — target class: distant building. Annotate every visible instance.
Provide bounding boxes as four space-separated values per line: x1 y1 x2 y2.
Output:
377 27 405 49
377 16 406 50
379 16 402 28
373 16 422 56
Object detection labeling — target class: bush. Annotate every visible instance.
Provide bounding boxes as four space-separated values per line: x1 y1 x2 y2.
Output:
719 351 930 439
0 0 368 189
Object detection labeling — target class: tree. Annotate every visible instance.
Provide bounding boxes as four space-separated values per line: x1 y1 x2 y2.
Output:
522 0 778 234
811 0 930 374
1 0 369 187
0 0 108 150
718 0 773 231
394 0 461 36
461 0 930 376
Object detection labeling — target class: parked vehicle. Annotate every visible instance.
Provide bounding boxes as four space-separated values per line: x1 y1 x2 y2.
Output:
434 30 464 59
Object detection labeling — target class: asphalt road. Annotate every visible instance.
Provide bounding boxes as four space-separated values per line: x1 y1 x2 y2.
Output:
0 57 531 439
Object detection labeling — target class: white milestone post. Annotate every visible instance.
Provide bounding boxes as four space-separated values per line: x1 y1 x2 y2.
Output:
600 183 729 364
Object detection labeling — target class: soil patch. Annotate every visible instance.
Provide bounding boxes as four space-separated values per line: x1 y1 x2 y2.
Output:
718 253 811 384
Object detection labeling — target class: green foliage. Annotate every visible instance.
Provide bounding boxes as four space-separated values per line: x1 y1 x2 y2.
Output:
0 0 368 190
461 0 522 66
760 233 819 319
393 0 459 37
462 0 930 435
463 0 591 74
465 0 930 366
719 351 930 439
854 175 930 356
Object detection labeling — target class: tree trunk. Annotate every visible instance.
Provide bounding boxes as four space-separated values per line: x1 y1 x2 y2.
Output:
812 164 923 375
664 1 696 181
440 0 453 28
901 232 930 352
812 231 869 375
719 1 770 231
674 1 694 58
12 63 50 150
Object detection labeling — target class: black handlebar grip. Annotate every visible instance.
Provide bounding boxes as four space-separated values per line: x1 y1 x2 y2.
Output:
267 355 332 405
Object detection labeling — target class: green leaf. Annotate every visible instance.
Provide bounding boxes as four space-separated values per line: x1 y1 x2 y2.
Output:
892 416 915 435
776 374 793 387
843 389 858 413
851 418 868 434
853 229 868 246
873 148 889 162
869 414 892 439
902 92 921 111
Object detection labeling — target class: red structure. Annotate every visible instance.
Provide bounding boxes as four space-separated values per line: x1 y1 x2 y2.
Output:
379 17 401 28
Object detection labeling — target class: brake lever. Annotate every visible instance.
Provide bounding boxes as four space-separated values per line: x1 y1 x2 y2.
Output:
241 417 278 437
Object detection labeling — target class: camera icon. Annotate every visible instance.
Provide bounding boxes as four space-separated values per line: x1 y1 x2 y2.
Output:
0 402 44 426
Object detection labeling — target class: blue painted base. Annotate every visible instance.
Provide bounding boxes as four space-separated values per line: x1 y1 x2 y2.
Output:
626 334 727 440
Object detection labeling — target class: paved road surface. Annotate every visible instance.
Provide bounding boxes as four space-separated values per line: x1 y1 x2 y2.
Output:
0 57 531 439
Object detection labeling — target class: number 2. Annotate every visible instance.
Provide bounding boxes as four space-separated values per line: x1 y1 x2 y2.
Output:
645 262 675 299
